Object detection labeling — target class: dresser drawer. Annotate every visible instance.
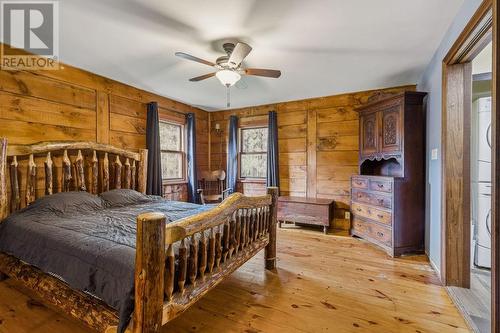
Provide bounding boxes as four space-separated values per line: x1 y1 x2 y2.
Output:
352 218 392 247
351 202 392 226
369 178 393 193
352 189 392 209
351 177 368 189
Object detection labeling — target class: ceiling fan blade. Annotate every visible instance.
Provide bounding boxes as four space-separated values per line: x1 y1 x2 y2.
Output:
245 68 281 78
228 42 252 68
175 52 215 67
189 73 215 82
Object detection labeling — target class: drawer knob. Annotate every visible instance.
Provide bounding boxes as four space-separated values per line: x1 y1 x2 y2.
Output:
377 214 384 219
377 231 384 237
378 199 384 204
377 184 384 188
356 208 362 212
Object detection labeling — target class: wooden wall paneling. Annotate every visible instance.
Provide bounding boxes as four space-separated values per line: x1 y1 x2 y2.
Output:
307 109 317 198
280 152 307 166
279 165 307 179
277 109 307 197
110 113 146 135
207 112 212 174
316 165 359 181
109 94 147 151
316 120 359 137
0 70 96 109
96 91 109 144
277 110 307 126
316 151 358 166
278 124 307 139
196 112 209 176
316 106 358 123
278 138 307 153
239 115 268 127
1 120 96 144
109 94 146 119
317 135 358 151
109 132 146 151
0 92 96 130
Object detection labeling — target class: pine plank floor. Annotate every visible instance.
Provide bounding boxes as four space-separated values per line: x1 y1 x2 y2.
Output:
0 229 470 333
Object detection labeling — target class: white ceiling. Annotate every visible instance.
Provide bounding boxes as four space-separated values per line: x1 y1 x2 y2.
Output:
55 0 463 110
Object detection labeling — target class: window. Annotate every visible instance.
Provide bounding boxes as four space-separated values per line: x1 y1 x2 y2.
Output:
240 127 268 179
159 121 185 181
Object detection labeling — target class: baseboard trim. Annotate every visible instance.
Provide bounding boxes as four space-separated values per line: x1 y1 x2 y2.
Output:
428 257 443 285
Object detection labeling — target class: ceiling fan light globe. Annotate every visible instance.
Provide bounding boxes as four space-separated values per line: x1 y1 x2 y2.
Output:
215 69 241 87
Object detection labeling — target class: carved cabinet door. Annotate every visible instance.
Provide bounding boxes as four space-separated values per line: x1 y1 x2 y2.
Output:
380 106 402 153
360 112 378 157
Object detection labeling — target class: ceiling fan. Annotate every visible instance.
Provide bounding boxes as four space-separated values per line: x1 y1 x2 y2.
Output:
175 42 281 88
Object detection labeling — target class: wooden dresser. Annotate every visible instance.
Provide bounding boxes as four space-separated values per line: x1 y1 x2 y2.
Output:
351 91 427 256
278 196 334 234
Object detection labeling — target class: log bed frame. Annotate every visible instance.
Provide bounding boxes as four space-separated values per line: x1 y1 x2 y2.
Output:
0 138 278 333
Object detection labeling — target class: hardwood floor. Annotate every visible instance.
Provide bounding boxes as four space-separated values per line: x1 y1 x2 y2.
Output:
0 229 469 333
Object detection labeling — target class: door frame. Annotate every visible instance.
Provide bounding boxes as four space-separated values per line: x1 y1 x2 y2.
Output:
441 0 499 331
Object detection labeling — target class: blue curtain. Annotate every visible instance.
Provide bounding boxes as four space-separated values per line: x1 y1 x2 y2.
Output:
186 113 198 203
146 102 162 196
226 115 238 194
267 111 279 189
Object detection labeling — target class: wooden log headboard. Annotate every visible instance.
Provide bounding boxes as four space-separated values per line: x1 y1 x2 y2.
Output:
0 138 148 220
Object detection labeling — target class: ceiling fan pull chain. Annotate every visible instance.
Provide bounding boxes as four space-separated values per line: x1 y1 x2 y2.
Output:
226 84 231 108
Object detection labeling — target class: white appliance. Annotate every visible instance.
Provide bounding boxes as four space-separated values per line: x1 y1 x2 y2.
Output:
475 183 491 268
473 96 492 269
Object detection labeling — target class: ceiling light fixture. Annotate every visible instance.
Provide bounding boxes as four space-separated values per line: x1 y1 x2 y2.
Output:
175 42 282 109
215 69 241 87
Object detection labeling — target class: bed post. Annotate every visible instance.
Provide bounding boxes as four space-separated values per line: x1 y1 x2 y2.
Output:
0 138 7 222
133 212 166 333
137 149 148 194
265 187 278 270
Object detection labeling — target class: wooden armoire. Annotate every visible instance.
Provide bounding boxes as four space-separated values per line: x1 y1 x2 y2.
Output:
350 91 427 256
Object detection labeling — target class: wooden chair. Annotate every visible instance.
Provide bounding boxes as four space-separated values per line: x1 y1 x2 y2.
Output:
197 170 232 205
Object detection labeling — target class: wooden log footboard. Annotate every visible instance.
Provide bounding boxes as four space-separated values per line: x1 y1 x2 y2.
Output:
133 187 279 332
0 138 279 333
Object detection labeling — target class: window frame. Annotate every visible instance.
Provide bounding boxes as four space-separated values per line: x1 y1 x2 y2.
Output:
238 125 268 181
159 118 187 184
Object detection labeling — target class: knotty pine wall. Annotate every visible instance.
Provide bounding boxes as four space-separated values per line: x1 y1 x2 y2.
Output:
0 54 207 204
208 85 416 225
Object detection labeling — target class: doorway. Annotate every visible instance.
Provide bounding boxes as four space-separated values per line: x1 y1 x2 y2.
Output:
441 1 499 332
447 41 492 333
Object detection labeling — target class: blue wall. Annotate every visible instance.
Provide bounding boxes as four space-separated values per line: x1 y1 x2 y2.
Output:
418 0 483 274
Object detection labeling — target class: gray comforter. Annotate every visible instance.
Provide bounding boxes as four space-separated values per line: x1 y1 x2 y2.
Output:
0 190 211 332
